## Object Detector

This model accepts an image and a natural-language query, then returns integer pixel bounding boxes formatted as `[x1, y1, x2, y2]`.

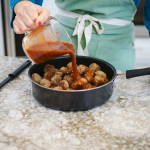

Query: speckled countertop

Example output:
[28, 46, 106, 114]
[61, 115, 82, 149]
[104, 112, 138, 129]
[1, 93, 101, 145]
[0, 56, 150, 150]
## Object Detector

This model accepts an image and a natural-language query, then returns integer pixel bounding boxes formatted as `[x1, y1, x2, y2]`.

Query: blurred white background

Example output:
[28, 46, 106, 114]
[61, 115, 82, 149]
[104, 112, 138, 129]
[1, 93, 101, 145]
[0, 0, 150, 67]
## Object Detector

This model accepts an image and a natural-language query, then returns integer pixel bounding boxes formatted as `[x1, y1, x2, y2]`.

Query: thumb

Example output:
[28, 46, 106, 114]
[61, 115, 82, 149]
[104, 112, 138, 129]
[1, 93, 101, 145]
[35, 5, 50, 25]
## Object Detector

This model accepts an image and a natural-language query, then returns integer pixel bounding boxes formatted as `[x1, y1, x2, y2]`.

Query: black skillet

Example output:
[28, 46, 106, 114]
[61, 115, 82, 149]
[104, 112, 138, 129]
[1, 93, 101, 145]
[28, 56, 116, 111]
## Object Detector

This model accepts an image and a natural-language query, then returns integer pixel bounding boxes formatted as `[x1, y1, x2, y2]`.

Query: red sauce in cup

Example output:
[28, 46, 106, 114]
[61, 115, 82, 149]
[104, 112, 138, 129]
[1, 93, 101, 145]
[26, 41, 78, 80]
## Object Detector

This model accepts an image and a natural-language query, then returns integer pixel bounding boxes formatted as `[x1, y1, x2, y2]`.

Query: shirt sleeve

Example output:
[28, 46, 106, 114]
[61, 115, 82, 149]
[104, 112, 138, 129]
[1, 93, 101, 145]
[144, 0, 150, 35]
[9, 0, 44, 28]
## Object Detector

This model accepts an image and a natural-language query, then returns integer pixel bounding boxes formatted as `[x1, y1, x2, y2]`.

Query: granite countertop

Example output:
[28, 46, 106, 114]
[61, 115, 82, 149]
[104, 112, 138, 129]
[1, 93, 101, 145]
[0, 56, 150, 150]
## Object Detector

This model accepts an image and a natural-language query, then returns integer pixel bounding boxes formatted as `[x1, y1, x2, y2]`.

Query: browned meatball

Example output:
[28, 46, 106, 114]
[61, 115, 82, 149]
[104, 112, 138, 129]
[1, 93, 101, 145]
[67, 62, 72, 68]
[44, 64, 55, 73]
[64, 75, 73, 85]
[55, 70, 64, 77]
[51, 75, 62, 86]
[32, 73, 42, 83]
[89, 63, 100, 72]
[60, 67, 67, 74]
[95, 71, 107, 80]
[44, 72, 54, 81]
[59, 80, 69, 90]
[71, 79, 84, 90]
[54, 86, 63, 90]
[87, 68, 95, 76]
[83, 83, 93, 89]
[80, 78, 88, 84]
[40, 79, 51, 88]
[67, 67, 73, 75]
[77, 65, 88, 75]
[84, 72, 93, 83]
[92, 76, 105, 86]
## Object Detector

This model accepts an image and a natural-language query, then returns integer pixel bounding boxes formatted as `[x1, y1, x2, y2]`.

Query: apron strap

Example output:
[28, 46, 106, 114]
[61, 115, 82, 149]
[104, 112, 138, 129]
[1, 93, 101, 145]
[72, 15, 104, 56]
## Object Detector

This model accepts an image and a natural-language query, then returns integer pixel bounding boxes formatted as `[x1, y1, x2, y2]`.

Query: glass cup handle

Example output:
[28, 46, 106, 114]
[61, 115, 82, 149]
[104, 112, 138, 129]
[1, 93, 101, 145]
[49, 16, 57, 21]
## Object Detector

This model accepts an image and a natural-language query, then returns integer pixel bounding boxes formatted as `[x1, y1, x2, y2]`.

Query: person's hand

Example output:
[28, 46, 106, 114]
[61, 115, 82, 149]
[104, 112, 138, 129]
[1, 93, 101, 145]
[13, 1, 50, 34]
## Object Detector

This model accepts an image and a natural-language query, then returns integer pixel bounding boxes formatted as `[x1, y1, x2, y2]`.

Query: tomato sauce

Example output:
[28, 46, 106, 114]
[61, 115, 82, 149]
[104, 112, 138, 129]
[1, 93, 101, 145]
[26, 41, 78, 80]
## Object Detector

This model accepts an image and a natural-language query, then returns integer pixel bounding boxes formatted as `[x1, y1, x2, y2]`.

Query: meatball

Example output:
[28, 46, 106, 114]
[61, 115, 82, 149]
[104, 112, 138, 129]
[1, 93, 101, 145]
[71, 79, 84, 90]
[51, 75, 62, 86]
[40, 79, 51, 88]
[60, 67, 67, 74]
[32, 73, 42, 83]
[83, 83, 93, 89]
[67, 67, 73, 75]
[44, 72, 54, 81]
[59, 80, 69, 90]
[64, 75, 73, 85]
[84, 72, 93, 83]
[44, 64, 55, 73]
[95, 71, 107, 80]
[67, 62, 72, 68]
[54, 86, 63, 90]
[55, 70, 64, 77]
[88, 68, 95, 76]
[80, 78, 88, 84]
[89, 63, 100, 72]
[77, 65, 88, 75]
[92, 76, 105, 86]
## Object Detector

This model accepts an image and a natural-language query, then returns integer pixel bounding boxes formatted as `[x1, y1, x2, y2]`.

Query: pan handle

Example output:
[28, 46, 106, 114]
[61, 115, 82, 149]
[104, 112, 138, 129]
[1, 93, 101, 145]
[126, 67, 150, 79]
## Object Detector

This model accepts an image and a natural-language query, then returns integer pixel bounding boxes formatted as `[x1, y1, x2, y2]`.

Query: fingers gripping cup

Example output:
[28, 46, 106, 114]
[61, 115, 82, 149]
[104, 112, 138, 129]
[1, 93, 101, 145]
[22, 17, 74, 64]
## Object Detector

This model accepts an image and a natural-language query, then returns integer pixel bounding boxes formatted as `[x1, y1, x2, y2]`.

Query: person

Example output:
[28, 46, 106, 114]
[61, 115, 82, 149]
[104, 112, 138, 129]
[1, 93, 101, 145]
[9, 0, 150, 70]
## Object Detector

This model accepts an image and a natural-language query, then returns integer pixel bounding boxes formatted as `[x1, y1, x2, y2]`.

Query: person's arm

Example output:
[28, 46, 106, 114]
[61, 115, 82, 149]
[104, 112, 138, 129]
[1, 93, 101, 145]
[9, 0, 49, 34]
[144, 0, 150, 35]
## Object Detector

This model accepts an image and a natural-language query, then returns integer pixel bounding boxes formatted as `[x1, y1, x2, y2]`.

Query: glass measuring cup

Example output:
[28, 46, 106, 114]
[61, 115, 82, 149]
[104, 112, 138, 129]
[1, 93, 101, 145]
[22, 16, 74, 64]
